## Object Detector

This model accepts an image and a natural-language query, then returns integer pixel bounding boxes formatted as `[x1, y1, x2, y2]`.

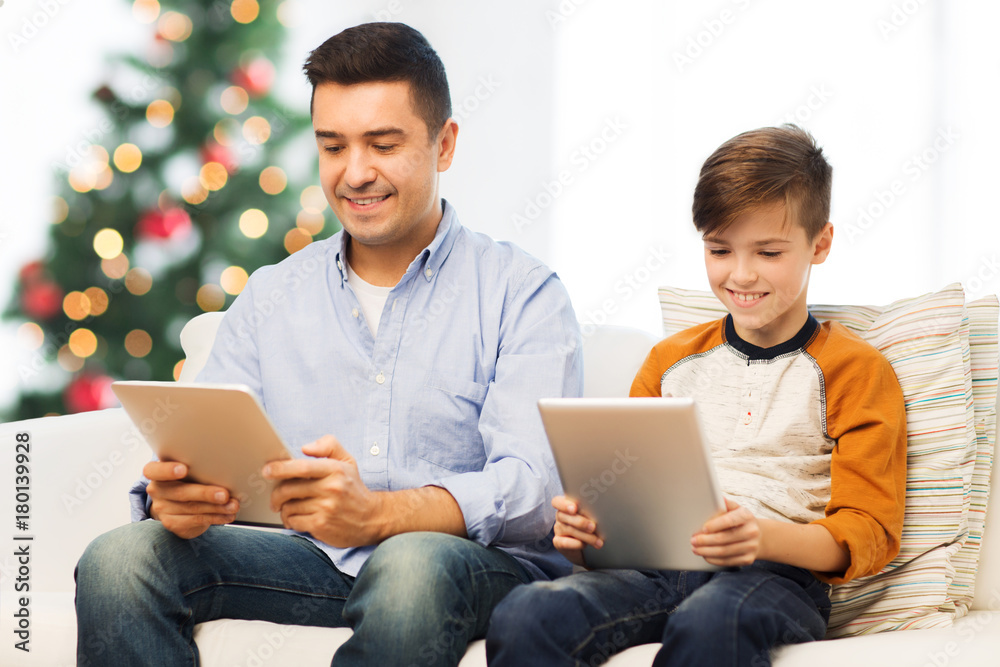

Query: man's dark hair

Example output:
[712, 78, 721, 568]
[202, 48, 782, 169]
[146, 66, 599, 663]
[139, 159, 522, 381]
[692, 124, 833, 240]
[303, 22, 452, 139]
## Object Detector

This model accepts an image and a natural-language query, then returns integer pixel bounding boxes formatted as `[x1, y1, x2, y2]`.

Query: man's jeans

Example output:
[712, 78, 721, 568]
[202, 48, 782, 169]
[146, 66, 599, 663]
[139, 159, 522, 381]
[75, 521, 531, 666]
[486, 560, 831, 667]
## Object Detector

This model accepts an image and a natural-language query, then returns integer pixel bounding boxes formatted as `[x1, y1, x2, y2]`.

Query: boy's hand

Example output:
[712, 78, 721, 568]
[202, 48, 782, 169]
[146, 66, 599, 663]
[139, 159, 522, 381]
[691, 498, 761, 567]
[552, 495, 604, 568]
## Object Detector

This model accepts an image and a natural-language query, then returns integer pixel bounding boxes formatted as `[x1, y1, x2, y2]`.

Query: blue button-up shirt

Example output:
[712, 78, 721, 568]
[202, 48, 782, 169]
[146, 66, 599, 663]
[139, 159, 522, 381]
[130, 201, 582, 580]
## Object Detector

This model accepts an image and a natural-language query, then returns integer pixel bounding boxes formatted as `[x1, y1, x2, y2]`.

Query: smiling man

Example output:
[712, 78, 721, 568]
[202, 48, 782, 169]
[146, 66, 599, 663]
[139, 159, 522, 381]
[75, 23, 582, 667]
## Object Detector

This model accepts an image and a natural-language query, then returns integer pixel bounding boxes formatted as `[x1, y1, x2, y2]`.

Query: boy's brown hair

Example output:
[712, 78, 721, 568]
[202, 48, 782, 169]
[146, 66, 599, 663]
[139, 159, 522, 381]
[303, 22, 452, 140]
[692, 124, 832, 240]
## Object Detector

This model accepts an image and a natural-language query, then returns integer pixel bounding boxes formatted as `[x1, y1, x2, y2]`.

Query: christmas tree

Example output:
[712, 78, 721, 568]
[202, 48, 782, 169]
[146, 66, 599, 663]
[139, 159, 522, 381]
[4, 0, 335, 420]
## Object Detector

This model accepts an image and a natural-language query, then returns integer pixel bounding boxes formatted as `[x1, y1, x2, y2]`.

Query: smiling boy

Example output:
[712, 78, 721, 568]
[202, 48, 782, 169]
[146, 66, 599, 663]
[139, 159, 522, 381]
[486, 125, 908, 667]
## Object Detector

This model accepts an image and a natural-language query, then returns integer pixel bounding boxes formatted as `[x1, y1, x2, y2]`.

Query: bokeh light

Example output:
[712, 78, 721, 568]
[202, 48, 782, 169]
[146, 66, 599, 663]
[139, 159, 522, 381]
[196, 284, 226, 312]
[57, 345, 85, 372]
[284, 228, 312, 254]
[69, 165, 98, 193]
[93, 165, 114, 190]
[125, 329, 153, 358]
[93, 228, 124, 260]
[84, 287, 110, 316]
[259, 166, 287, 195]
[113, 143, 143, 173]
[172, 359, 185, 381]
[221, 86, 250, 115]
[53, 196, 69, 224]
[125, 268, 153, 296]
[296, 210, 325, 235]
[63, 291, 91, 320]
[213, 118, 240, 146]
[220, 266, 249, 295]
[146, 99, 175, 128]
[91, 146, 110, 165]
[242, 116, 271, 144]
[132, 0, 161, 23]
[17, 322, 44, 350]
[101, 253, 130, 280]
[300, 185, 327, 213]
[200, 162, 228, 191]
[69, 328, 98, 358]
[276, 1, 294, 27]
[231, 0, 259, 24]
[180, 177, 208, 206]
[158, 11, 193, 41]
[239, 209, 268, 238]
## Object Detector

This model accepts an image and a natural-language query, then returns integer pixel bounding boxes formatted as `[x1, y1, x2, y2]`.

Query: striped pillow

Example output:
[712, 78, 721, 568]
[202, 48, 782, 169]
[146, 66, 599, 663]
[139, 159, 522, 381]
[952, 297, 999, 614]
[658, 284, 995, 636]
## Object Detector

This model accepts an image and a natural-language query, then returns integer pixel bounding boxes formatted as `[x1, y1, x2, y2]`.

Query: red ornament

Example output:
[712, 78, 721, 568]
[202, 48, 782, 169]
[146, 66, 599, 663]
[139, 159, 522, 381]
[19, 260, 46, 284]
[22, 281, 64, 320]
[64, 374, 117, 413]
[231, 57, 275, 97]
[200, 141, 238, 173]
[136, 207, 192, 241]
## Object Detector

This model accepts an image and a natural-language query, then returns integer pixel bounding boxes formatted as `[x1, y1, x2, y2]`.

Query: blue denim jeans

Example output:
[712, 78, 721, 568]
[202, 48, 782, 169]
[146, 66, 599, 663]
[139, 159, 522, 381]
[486, 560, 831, 667]
[75, 521, 531, 667]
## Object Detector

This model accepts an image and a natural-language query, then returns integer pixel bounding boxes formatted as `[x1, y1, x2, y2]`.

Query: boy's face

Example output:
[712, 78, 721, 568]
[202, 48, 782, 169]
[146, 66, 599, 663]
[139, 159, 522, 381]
[703, 202, 833, 348]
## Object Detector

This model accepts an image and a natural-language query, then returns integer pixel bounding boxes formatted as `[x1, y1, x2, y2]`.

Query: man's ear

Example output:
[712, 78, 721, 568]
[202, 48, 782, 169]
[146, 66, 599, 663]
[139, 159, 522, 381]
[811, 222, 834, 265]
[436, 119, 458, 173]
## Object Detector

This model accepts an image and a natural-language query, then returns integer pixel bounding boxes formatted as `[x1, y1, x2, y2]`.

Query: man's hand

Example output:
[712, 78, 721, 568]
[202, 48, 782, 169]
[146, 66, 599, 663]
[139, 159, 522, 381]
[552, 495, 603, 568]
[691, 498, 761, 567]
[144, 461, 239, 539]
[264, 435, 383, 548]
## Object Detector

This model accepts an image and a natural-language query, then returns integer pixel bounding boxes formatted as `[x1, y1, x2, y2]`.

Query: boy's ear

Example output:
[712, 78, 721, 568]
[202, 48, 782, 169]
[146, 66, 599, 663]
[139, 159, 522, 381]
[811, 222, 834, 265]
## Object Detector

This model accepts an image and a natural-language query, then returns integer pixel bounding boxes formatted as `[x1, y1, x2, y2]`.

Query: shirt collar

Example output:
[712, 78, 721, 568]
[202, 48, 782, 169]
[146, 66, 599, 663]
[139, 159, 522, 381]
[333, 199, 459, 286]
[724, 312, 820, 361]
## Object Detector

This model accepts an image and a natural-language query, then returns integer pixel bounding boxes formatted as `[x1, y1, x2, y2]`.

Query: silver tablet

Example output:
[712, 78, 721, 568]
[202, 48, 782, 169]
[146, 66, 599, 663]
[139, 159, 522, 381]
[112, 381, 292, 528]
[538, 397, 726, 571]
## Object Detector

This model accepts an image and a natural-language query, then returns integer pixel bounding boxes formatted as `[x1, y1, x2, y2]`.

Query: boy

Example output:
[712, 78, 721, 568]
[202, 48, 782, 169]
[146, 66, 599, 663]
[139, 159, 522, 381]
[485, 125, 907, 667]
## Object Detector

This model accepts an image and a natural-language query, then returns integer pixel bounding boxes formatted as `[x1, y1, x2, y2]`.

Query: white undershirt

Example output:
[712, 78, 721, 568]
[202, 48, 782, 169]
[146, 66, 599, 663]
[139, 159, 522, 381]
[345, 261, 392, 336]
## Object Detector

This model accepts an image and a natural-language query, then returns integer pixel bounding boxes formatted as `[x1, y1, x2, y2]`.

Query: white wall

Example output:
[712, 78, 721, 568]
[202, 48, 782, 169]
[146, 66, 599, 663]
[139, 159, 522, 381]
[2, 0, 999, 415]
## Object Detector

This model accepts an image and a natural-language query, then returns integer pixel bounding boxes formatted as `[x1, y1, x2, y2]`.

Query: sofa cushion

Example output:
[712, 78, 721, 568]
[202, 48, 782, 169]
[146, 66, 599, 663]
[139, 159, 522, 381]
[658, 284, 995, 636]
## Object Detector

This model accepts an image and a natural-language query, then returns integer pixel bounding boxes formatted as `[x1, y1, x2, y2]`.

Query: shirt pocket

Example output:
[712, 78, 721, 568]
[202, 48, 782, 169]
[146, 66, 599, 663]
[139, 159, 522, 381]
[416, 372, 489, 473]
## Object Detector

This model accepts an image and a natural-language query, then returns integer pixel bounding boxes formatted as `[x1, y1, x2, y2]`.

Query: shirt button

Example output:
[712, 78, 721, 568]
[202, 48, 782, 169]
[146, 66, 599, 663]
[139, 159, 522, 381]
[425, 268, 433, 278]
[352, 308, 359, 318]
[376, 372, 385, 384]
[743, 411, 752, 425]
[370, 443, 380, 456]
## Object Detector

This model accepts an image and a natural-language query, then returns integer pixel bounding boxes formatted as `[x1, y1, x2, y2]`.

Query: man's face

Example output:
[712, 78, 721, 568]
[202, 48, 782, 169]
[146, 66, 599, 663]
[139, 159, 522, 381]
[702, 202, 833, 348]
[312, 81, 456, 254]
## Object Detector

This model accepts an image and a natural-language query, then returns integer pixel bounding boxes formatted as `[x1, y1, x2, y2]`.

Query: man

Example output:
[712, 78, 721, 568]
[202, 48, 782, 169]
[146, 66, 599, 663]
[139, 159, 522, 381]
[75, 22, 581, 666]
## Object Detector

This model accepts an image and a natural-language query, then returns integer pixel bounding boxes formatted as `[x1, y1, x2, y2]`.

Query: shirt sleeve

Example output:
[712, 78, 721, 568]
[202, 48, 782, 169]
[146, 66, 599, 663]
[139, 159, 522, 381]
[811, 336, 908, 584]
[629, 344, 664, 398]
[125, 275, 267, 522]
[433, 267, 583, 547]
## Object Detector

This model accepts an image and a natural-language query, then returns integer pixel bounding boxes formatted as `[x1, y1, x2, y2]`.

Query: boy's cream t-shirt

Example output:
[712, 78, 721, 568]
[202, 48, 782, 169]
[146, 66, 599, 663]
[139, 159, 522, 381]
[630, 314, 907, 585]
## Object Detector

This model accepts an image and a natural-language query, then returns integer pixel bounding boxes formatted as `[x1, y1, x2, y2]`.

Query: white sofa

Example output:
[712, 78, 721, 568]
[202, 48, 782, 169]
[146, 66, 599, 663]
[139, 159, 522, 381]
[1, 313, 998, 667]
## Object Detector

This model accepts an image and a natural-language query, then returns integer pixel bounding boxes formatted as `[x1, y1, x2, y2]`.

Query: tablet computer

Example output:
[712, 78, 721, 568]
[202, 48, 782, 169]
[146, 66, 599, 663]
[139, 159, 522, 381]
[538, 397, 726, 571]
[112, 380, 292, 528]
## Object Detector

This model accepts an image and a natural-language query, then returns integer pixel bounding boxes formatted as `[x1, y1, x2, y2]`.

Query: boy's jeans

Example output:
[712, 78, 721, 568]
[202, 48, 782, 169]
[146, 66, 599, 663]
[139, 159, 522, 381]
[486, 560, 831, 667]
[75, 520, 530, 667]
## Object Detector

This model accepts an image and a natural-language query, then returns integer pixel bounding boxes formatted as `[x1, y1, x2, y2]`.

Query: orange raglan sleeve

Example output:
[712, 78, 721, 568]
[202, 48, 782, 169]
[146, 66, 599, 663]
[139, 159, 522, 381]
[630, 320, 728, 399]
[629, 343, 665, 398]
[810, 323, 908, 584]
